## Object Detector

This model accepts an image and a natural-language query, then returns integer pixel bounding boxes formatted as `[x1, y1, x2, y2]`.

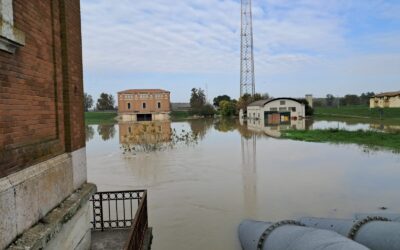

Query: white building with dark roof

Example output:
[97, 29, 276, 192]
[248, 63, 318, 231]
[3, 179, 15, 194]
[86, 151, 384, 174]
[247, 98, 306, 126]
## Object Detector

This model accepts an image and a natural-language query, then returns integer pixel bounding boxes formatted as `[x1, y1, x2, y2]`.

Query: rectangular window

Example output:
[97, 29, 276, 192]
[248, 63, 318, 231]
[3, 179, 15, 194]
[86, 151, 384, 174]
[0, 0, 26, 54]
[270, 108, 278, 111]
[280, 101, 286, 105]
[142, 102, 146, 109]
[291, 107, 296, 112]
[279, 107, 287, 111]
[127, 103, 131, 109]
[158, 102, 161, 109]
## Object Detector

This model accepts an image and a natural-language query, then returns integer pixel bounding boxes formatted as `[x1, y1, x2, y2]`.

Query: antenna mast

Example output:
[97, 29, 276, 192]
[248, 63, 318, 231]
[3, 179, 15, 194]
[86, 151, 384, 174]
[240, 0, 256, 97]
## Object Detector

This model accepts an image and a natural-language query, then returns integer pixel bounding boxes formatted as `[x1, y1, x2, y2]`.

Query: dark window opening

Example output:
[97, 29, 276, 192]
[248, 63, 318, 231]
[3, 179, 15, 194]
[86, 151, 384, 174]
[142, 103, 146, 109]
[158, 102, 161, 109]
[137, 114, 152, 121]
[127, 103, 131, 109]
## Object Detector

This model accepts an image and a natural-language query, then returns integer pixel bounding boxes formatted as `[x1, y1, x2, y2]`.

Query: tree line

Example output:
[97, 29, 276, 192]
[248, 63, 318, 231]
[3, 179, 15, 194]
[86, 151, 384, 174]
[189, 88, 315, 117]
[314, 92, 375, 107]
[85, 88, 315, 116]
[190, 88, 285, 117]
[84, 92, 116, 111]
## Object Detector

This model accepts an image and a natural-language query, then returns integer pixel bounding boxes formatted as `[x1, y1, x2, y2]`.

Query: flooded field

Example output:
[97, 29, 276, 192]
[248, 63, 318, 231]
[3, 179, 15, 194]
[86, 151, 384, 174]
[86, 119, 400, 250]
[312, 118, 400, 132]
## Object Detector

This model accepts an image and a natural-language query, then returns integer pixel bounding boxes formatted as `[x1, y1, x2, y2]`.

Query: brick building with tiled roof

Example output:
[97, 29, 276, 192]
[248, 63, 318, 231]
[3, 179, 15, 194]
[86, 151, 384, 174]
[118, 89, 171, 121]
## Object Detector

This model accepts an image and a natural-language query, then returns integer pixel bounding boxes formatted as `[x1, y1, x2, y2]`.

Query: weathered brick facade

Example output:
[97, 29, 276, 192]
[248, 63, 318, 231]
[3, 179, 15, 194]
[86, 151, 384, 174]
[0, 0, 85, 178]
[118, 89, 171, 114]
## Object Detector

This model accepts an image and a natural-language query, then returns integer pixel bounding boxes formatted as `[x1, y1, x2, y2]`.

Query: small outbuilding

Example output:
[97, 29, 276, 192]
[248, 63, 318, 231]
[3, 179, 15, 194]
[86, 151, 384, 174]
[370, 91, 400, 108]
[247, 98, 306, 125]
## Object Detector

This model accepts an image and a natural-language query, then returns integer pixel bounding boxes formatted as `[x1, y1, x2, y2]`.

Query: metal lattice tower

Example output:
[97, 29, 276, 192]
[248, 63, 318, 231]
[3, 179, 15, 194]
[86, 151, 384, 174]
[240, 0, 255, 97]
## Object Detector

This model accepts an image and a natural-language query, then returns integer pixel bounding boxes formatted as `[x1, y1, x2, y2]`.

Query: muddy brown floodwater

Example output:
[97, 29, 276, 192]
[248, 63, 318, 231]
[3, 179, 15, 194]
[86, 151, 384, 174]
[86, 119, 400, 250]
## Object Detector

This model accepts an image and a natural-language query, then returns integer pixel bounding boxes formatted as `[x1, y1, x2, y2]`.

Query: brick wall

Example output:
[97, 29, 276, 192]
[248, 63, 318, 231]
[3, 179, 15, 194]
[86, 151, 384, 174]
[0, 0, 84, 178]
[118, 91, 171, 114]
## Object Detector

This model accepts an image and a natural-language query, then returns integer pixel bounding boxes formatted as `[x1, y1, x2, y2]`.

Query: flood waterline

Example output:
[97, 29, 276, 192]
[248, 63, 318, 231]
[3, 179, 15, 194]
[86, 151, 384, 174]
[86, 118, 400, 250]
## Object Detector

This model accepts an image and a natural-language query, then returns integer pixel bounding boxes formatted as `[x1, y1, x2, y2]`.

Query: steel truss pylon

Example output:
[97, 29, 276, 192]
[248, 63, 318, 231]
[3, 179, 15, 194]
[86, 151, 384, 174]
[240, 0, 255, 97]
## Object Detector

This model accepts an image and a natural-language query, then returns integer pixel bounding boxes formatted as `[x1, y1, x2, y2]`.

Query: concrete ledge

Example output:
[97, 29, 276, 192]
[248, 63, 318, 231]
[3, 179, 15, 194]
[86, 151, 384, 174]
[7, 183, 97, 250]
[0, 153, 75, 249]
[4, 154, 70, 188]
[71, 148, 87, 190]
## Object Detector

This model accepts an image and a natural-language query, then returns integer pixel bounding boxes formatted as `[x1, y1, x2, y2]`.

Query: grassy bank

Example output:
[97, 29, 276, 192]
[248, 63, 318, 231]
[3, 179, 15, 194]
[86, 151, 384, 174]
[170, 111, 191, 120]
[315, 106, 400, 122]
[85, 112, 117, 124]
[282, 129, 400, 152]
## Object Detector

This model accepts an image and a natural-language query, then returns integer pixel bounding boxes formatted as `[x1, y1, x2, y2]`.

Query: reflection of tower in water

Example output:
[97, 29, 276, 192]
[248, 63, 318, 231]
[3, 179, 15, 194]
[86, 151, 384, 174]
[241, 133, 257, 217]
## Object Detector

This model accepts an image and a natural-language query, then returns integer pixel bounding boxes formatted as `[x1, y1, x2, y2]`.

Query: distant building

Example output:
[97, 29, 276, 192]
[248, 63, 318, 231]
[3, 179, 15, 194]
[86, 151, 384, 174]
[247, 98, 306, 125]
[370, 91, 400, 108]
[118, 89, 171, 121]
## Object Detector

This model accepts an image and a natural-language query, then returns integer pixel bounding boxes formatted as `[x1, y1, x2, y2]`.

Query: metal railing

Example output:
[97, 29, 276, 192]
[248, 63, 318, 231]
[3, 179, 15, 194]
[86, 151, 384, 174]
[125, 191, 148, 250]
[90, 190, 149, 250]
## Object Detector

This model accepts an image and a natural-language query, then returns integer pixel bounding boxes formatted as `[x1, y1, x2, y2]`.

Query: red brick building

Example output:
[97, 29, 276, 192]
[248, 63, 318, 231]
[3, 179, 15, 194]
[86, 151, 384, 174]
[118, 89, 171, 121]
[0, 1, 95, 249]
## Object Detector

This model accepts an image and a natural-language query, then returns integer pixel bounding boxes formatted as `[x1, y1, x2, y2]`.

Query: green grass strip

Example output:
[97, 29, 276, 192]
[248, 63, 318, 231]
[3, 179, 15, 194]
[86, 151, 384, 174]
[170, 111, 191, 120]
[314, 106, 400, 121]
[282, 129, 400, 153]
[85, 112, 118, 124]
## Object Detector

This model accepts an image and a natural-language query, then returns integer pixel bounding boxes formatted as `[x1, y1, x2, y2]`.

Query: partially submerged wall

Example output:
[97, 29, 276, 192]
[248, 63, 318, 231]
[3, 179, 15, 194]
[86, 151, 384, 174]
[0, 0, 91, 248]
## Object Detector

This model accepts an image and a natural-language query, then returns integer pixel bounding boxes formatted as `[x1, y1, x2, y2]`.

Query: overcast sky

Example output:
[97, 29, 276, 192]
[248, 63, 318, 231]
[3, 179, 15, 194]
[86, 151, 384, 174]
[82, 0, 400, 102]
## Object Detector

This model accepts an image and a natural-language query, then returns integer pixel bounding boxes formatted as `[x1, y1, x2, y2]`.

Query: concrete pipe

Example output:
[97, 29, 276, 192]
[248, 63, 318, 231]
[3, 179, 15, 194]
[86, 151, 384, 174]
[238, 219, 368, 250]
[300, 216, 400, 250]
[355, 213, 400, 222]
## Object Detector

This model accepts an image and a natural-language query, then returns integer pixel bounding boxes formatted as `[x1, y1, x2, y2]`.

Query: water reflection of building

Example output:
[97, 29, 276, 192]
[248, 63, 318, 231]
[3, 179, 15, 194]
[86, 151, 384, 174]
[119, 121, 172, 145]
[370, 124, 400, 133]
[247, 119, 306, 138]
